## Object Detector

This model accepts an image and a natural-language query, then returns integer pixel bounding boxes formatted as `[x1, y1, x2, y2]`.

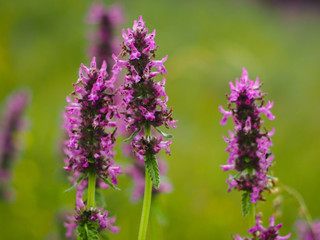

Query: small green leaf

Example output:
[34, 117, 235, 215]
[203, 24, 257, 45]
[145, 154, 160, 189]
[65, 174, 87, 192]
[124, 127, 141, 142]
[98, 175, 120, 191]
[155, 127, 173, 139]
[267, 174, 275, 179]
[241, 192, 252, 217]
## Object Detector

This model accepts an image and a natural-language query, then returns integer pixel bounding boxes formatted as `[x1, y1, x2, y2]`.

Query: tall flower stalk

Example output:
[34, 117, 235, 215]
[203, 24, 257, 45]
[219, 68, 290, 239]
[0, 90, 30, 202]
[112, 16, 177, 240]
[63, 58, 121, 239]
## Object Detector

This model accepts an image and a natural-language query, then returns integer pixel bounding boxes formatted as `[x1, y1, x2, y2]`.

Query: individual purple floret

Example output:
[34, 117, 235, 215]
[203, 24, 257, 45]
[296, 219, 320, 240]
[234, 215, 291, 240]
[63, 57, 121, 184]
[112, 16, 177, 169]
[87, 2, 124, 72]
[219, 68, 276, 203]
[0, 90, 30, 201]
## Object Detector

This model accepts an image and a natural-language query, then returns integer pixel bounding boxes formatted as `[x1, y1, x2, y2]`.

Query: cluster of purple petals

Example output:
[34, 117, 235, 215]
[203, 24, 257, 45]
[64, 180, 119, 237]
[125, 142, 172, 202]
[296, 220, 320, 240]
[87, 2, 124, 72]
[0, 90, 30, 201]
[112, 16, 177, 159]
[63, 57, 121, 184]
[219, 68, 276, 203]
[234, 215, 291, 240]
[63, 58, 121, 237]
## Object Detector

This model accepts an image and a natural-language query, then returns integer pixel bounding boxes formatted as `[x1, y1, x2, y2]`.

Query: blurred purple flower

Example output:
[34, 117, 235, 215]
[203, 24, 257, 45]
[219, 68, 276, 203]
[0, 90, 30, 202]
[86, 2, 124, 73]
[296, 219, 320, 240]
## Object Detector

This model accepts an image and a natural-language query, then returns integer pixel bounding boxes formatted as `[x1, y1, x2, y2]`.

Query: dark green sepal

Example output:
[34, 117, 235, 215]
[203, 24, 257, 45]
[145, 154, 160, 189]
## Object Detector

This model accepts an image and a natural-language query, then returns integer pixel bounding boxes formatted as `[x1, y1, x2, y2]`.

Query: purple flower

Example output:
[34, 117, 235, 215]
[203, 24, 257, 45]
[295, 219, 320, 240]
[219, 68, 276, 203]
[112, 16, 177, 164]
[63, 57, 121, 238]
[235, 215, 291, 240]
[86, 2, 124, 72]
[63, 57, 121, 183]
[0, 90, 30, 201]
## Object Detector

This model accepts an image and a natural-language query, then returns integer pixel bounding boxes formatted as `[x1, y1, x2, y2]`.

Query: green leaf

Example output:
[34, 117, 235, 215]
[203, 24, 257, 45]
[155, 127, 173, 139]
[124, 127, 141, 142]
[97, 175, 120, 191]
[241, 192, 252, 217]
[65, 174, 87, 192]
[145, 154, 160, 189]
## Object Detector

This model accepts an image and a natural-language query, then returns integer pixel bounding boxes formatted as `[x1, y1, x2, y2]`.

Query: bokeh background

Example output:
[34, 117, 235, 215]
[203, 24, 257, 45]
[1, 0, 320, 239]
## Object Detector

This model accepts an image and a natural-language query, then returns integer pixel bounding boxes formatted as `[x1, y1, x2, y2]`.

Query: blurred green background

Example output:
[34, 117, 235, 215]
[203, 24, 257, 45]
[1, 0, 320, 239]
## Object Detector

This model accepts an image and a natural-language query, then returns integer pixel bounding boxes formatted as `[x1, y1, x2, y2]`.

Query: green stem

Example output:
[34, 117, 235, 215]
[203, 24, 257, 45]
[87, 169, 96, 210]
[248, 203, 256, 227]
[138, 166, 152, 240]
[138, 123, 152, 240]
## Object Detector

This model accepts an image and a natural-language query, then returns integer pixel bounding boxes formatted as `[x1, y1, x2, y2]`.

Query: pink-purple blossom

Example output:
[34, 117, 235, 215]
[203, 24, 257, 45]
[235, 215, 291, 240]
[63, 57, 121, 182]
[219, 68, 276, 203]
[63, 57, 121, 237]
[112, 16, 176, 164]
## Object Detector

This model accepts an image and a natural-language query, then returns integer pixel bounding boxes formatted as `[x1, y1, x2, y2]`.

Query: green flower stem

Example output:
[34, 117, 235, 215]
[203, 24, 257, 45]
[138, 123, 153, 240]
[138, 166, 152, 240]
[87, 169, 96, 210]
[248, 203, 256, 228]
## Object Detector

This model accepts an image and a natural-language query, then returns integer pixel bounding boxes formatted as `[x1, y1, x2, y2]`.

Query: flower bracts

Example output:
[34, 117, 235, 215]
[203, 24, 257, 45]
[113, 16, 177, 188]
[219, 68, 276, 205]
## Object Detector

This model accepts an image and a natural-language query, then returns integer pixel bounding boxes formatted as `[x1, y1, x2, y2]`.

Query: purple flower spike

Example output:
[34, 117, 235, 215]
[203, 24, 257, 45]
[219, 68, 277, 203]
[63, 57, 121, 183]
[113, 16, 176, 165]
[87, 2, 124, 72]
[295, 219, 320, 240]
[0, 90, 30, 202]
[235, 215, 291, 240]
[63, 58, 121, 238]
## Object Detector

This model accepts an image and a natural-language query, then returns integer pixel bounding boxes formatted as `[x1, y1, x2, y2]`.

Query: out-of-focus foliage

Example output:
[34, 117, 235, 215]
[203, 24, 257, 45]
[0, 0, 319, 239]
